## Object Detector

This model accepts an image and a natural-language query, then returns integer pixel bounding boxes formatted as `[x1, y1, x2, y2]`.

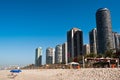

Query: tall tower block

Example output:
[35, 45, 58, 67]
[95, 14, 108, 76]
[67, 28, 83, 62]
[96, 8, 113, 54]
[35, 47, 42, 66]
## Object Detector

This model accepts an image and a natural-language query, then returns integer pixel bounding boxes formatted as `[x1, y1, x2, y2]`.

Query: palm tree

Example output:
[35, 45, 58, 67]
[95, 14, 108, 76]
[104, 49, 116, 58]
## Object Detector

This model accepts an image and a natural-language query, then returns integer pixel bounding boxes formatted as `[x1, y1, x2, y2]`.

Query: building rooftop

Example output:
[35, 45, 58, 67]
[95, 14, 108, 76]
[97, 8, 109, 12]
[71, 27, 82, 31]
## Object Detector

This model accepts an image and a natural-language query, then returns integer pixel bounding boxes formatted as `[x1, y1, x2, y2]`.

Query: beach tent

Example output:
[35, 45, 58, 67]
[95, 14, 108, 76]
[10, 69, 22, 73]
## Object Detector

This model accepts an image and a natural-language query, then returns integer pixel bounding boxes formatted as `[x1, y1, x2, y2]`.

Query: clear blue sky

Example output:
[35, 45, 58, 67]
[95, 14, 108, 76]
[0, 0, 120, 66]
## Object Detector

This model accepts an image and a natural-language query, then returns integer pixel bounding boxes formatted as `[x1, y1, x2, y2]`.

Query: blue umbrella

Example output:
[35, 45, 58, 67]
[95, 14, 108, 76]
[10, 69, 22, 73]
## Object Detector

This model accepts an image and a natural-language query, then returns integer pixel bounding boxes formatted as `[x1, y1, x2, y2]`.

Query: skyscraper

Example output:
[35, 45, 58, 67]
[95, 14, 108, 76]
[35, 47, 42, 66]
[112, 32, 120, 50]
[62, 42, 68, 64]
[118, 34, 120, 49]
[46, 47, 55, 64]
[89, 28, 97, 54]
[83, 44, 90, 55]
[67, 28, 83, 62]
[96, 8, 113, 54]
[55, 45, 62, 64]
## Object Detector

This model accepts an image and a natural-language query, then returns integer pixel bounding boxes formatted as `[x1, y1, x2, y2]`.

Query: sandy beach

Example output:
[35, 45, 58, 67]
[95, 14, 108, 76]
[0, 68, 120, 80]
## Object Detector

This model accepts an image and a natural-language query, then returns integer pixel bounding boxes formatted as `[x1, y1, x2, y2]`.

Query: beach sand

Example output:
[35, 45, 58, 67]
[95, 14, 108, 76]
[0, 68, 120, 80]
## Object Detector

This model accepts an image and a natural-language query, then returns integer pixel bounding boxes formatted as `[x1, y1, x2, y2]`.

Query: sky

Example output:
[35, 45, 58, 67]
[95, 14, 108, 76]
[0, 0, 120, 66]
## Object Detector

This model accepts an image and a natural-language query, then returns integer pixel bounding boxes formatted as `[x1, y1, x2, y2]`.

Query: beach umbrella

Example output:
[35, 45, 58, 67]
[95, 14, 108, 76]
[10, 69, 22, 73]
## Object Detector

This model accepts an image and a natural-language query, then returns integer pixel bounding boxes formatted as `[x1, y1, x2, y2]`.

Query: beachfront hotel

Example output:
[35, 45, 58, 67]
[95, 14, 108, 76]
[112, 32, 120, 50]
[83, 44, 90, 55]
[96, 8, 113, 54]
[55, 45, 62, 64]
[35, 47, 42, 66]
[62, 42, 68, 64]
[67, 28, 83, 62]
[89, 28, 97, 54]
[46, 47, 55, 64]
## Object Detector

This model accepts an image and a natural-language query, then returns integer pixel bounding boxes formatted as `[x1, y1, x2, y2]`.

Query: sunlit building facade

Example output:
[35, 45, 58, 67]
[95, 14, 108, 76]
[55, 45, 62, 64]
[83, 44, 90, 55]
[112, 32, 120, 50]
[89, 28, 97, 54]
[46, 47, 55, 64]
[35, 47, 42, 66]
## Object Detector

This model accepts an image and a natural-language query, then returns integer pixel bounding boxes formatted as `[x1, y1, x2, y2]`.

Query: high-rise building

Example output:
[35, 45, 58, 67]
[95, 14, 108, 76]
[62, 42, 68, 64]
[118, 34, 120, 49]
[89, 28, 97, 54]
[83, 44, 90, 55]
[35, 47, 42, 66]
[112, 32, 120, 50]
[55, 45, 62, 64]
[67, 28, 83, 62]
[96, 8, 113, 54]
[46, 47, 55, 64]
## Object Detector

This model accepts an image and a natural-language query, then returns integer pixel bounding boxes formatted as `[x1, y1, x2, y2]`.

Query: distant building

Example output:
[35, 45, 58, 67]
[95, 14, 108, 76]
[35, 47, 42, 66]
[55, 45, 62, 64]
[67, 28, 83, 62]
[118, 34, 120, 49]
[112, 32, 120, 50]
[96, 8, 113, 54]
[62, 42, 68, 64]
[83, 44, 90, 55]
[89, 28, 97, 54]
[46, 47, 55, 64]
